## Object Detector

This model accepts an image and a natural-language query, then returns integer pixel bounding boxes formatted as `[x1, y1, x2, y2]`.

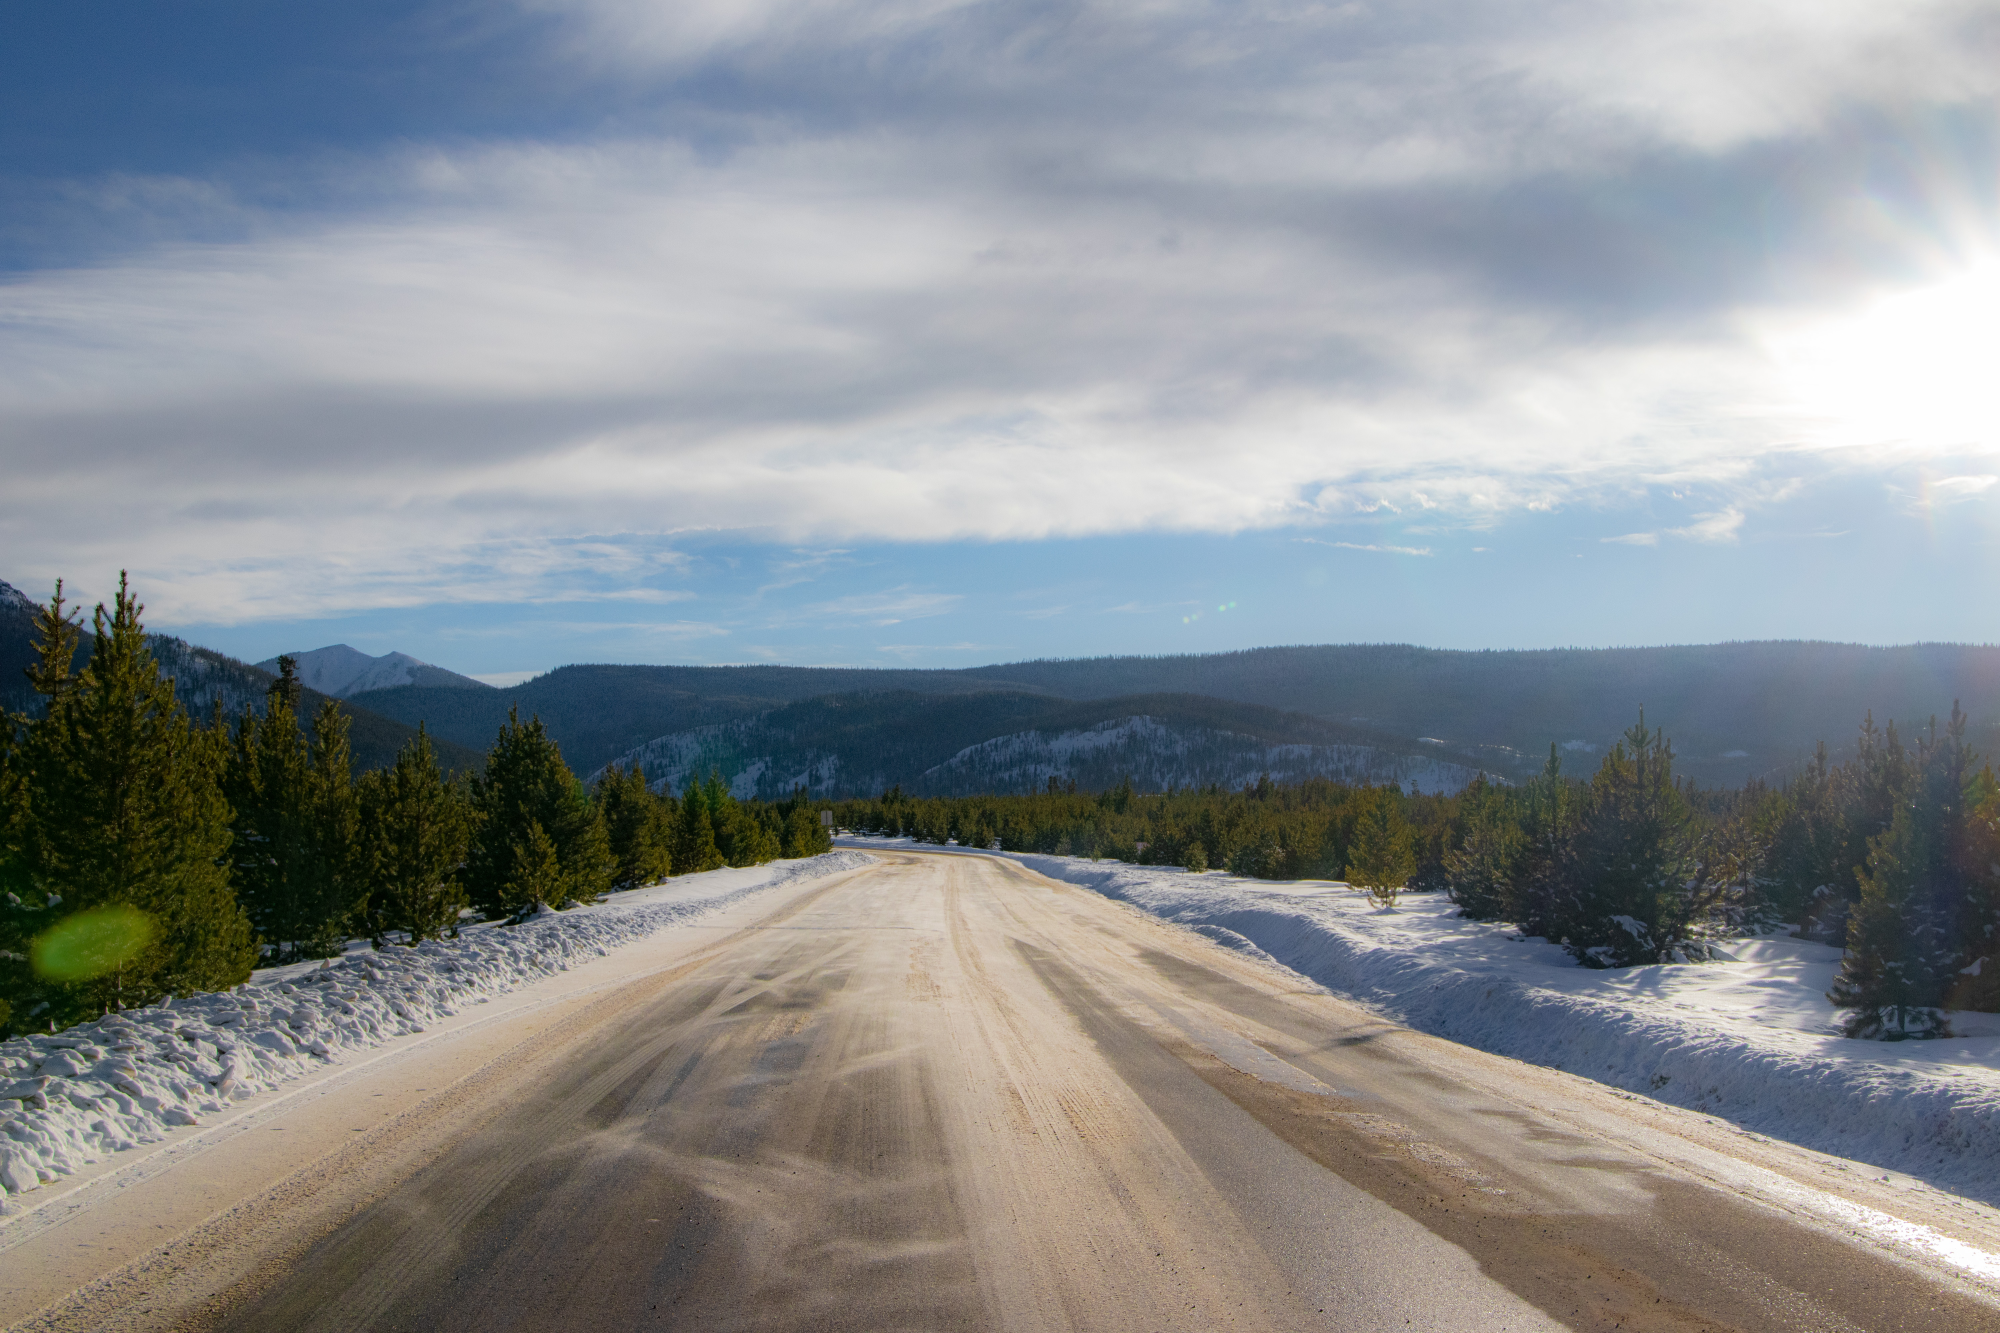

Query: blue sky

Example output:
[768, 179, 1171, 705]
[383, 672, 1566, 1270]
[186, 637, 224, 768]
[3, 0, 1998, 679]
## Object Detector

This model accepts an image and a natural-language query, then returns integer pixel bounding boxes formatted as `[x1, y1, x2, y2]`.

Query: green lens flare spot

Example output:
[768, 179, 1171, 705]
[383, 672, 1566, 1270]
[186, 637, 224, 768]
[31, 906, 157, 982]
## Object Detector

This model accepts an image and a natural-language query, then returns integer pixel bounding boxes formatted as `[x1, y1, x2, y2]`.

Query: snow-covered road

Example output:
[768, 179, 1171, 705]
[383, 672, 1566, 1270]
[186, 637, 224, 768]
[0, 852, 875, 1206]
[10, 848, 2000, 1331]
[849, 839, 2000, 1207]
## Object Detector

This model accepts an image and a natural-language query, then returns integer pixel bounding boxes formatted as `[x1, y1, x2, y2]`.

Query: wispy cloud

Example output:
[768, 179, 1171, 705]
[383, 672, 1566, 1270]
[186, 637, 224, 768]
[795, 586, 961, 626]
[1299, 538, 1434, 556]
[1602, 532, 1661, 546]
[1669, 508, 1746, 543]
[1929, 475, 1999, 500]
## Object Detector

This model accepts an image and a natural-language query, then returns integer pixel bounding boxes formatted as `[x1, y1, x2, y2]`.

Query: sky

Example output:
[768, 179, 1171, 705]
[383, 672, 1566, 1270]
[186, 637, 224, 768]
[2, 0, 1998, 681]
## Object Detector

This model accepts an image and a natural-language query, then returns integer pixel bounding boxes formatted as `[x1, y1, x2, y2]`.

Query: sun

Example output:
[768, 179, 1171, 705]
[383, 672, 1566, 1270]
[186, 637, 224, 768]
[1771, 263, 2000, 451]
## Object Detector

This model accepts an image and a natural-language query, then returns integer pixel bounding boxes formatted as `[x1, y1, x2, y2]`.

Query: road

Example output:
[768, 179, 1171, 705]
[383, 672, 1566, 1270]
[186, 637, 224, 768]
[13, 850, 2000, 1330]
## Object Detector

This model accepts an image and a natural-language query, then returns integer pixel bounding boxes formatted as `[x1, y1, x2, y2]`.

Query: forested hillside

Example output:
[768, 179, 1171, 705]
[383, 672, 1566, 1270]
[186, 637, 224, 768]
[351, 668, 790, 775]
[957, 643, 2000, 784]
[597, 691, 1481, 800]
[355, 641, 2000, 786]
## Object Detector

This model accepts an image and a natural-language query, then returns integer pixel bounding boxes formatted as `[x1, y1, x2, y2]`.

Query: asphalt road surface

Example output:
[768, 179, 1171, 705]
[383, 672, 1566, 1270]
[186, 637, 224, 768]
[18, 851, 2000, 1330]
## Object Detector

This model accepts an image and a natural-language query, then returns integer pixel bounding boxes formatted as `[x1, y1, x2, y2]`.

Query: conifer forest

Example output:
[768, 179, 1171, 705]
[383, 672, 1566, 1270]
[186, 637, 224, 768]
[0, 579, 827, 1038]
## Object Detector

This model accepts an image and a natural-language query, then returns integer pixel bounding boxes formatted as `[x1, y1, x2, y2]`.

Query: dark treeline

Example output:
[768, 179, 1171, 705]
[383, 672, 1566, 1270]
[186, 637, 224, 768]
[841, 706, 2000, 1041]
[834, 774, 1449, 895]
[0, 578, 830, 1037]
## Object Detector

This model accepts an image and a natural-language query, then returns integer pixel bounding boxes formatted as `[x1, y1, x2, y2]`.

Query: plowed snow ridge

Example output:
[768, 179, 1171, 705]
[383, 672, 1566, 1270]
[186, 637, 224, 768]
[0, 851, 875, 1201]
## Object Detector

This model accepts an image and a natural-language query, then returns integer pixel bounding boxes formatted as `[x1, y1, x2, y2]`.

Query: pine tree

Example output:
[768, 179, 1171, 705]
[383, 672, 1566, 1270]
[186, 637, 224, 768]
[670, 773, 724, 876]
[710, 772, 781, 866]
[504, 821, 565, 913]
[598, 763, 672, 888]
[6, 576, 253, 1031]
[1763, 742, 1853, 940]
[1557, 711, 1712, 967]
[466, 708, 611, 916]
[1346, 788, 1415, 907]
[225, 663, 363, 961]
[1830, 706, 1982, 1038]
[1950, 768, 2000, 1012]
[1442, 774, 1521, 920]
[1508, 743, 1578, 941]
[358, 727, 471, 944]
[782, 801, 830, 858]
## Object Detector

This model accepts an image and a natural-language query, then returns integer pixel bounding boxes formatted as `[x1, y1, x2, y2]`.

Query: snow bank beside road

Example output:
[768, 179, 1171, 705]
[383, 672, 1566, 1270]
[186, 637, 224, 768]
[0, 851, 873, 1201]
[853, 839, 2000, 1204]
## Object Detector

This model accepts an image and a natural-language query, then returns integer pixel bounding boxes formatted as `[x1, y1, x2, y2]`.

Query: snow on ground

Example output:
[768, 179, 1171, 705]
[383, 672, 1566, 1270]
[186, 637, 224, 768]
[846, 837, 2000, 1205]
[0, 851, 875, 1201]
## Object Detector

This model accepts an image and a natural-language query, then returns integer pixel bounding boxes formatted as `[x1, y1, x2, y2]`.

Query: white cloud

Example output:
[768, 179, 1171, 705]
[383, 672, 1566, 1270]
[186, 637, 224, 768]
[470, 669, 547, 687]
[1602, 532, 1660, 546]
[1670, 508, 1746, 543]
[795, 586, 962, 626]
[1299, 538, 1435, 556]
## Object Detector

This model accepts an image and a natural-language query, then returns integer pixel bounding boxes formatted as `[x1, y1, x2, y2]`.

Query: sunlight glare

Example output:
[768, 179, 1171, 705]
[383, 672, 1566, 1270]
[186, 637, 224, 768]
[1773, 263, 2000, 451]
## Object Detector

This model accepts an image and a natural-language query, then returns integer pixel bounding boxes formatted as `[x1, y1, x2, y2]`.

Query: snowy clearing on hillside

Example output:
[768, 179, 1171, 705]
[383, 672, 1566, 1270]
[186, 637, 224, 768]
[846, 838, 2000, 1205]
[0, 851, 874, 1203]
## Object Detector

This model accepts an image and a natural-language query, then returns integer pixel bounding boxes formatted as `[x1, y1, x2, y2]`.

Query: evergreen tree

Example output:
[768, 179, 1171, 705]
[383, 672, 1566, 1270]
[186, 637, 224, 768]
[504, 820, 565, 915]
[1950, 770, 2000, 1012]
[4, 576, 253, 1032]
[598, 763, 672, 888]
[1830, 706, 1984, 1038]
[0, 584, 83, 1031]
[1509, 743, 1578, 941]
[709, 772, 781, 865]
[465, 708, 612, 916]
[1345, 788, 1415, 907]
[1762, 743, 1854, 939]
[1441, 774, 1521, 920]
[775, 786, 832, 858]
[225, 662, 363, 961]
[670, 773, 724, 875]
[358, 727, 472, 945]
[1556, 712, 1714, 967]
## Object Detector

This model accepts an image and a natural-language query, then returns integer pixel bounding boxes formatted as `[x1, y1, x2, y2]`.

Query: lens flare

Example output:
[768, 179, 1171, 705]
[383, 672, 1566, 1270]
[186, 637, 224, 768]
[31, 906, 157, 982]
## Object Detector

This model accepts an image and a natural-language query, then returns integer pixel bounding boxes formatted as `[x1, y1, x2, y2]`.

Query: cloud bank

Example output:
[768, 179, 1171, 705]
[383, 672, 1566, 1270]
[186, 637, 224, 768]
[1, 0, 1997, 620]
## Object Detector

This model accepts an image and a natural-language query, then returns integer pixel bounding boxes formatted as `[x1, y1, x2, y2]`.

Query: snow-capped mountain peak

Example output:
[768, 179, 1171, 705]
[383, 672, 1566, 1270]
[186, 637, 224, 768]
[0, 579, 39, 614]
[254, 644, 489, 697]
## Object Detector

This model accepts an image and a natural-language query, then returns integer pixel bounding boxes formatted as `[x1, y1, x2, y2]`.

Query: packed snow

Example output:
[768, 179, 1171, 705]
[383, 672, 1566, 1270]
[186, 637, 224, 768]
[845, 838, 2000, 1205]
[0, 851, 874, 1202]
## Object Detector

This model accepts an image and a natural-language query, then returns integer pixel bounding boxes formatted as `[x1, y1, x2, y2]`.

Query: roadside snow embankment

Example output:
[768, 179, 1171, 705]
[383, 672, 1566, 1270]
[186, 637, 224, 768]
[0, 851, 873, 1201]
[860, 839, 2000, 1204]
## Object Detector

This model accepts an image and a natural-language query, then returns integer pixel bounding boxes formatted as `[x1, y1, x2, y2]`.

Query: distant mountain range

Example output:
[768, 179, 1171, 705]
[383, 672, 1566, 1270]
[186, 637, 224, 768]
[0, 581, 482, 774]
[15, 575, 2000, 796]
[349, 641, 2000, 792]
[254, 644, 491, 697]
